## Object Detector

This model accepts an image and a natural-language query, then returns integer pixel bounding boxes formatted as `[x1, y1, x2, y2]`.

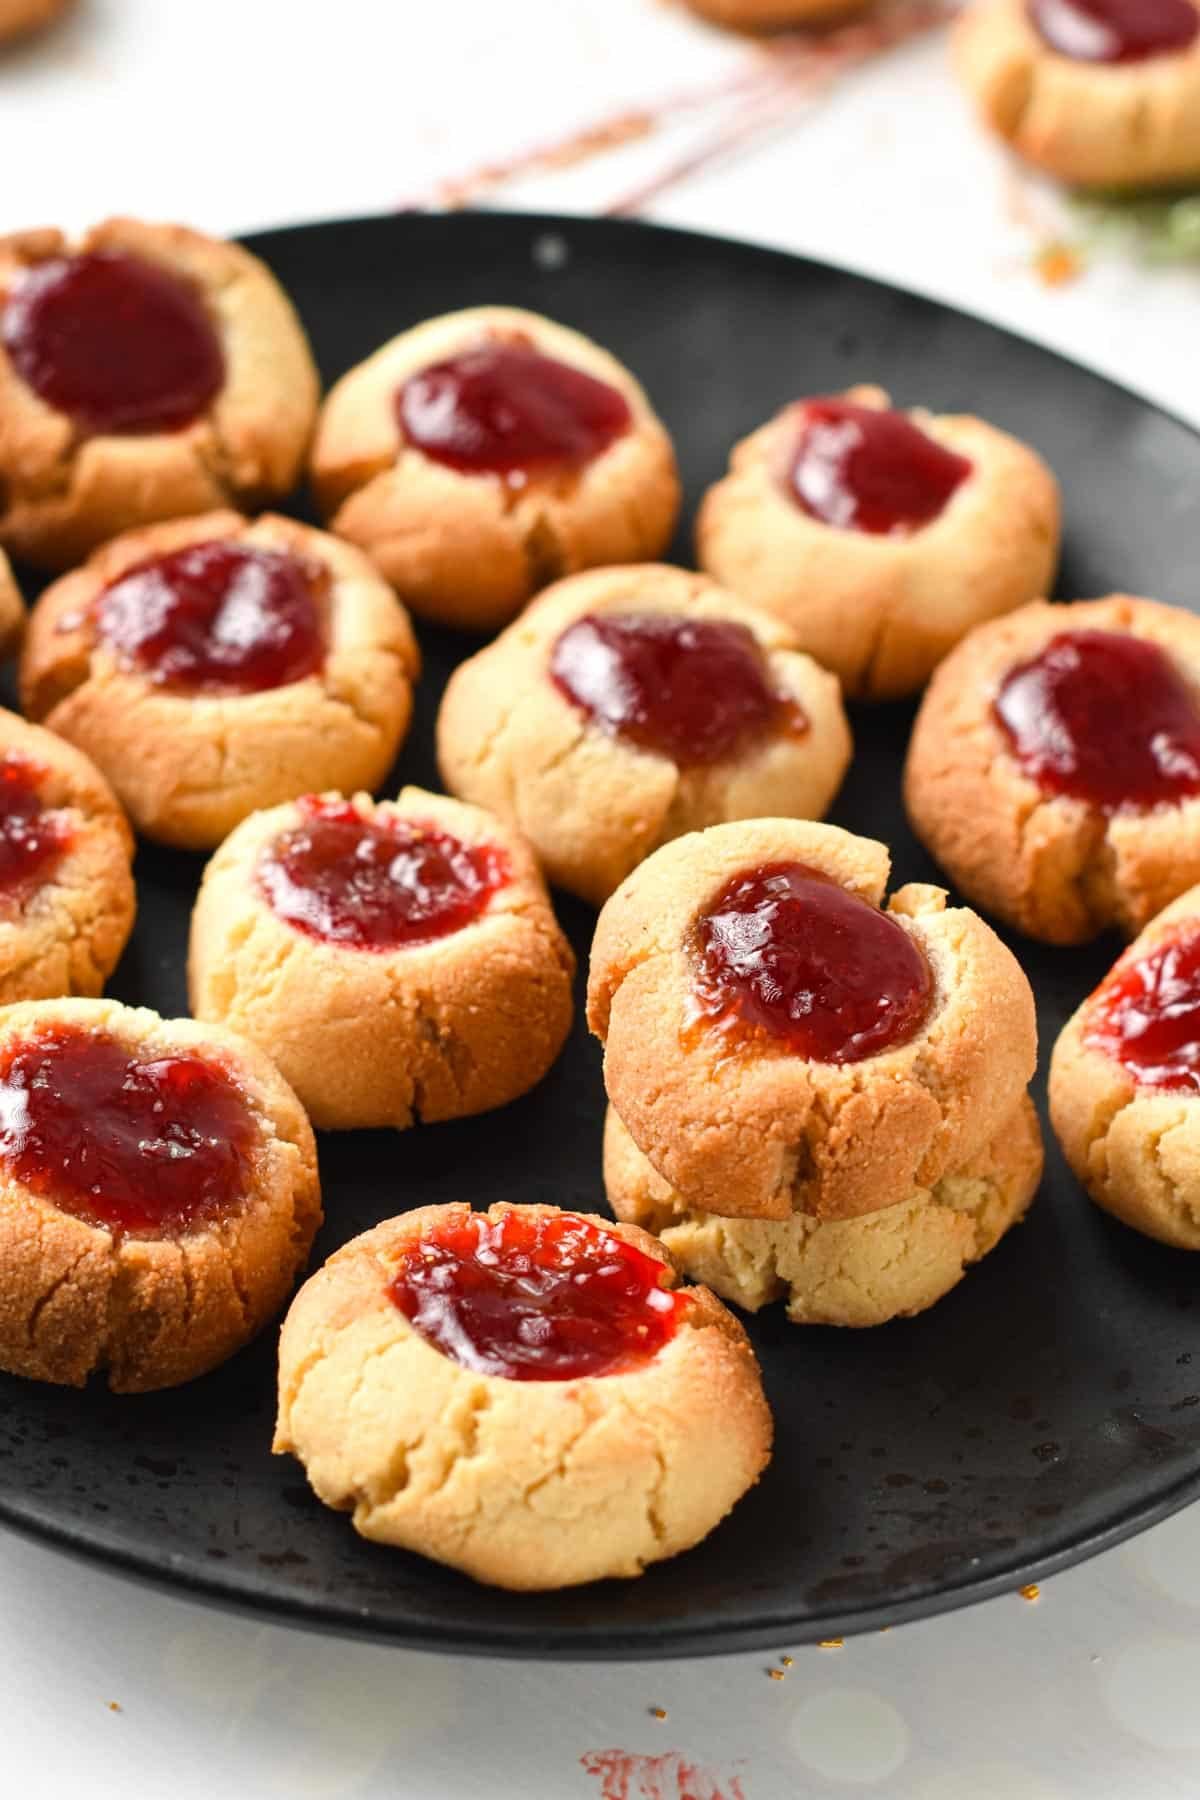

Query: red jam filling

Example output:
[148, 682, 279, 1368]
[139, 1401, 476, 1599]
[0, 755, 72, 900]
[550, 611, 808, 766]
[2, 251, 224, 435]
[993, 629, 1200, 812]
[1086, 924, 1200, 1093]
[0, 1027, 254, 1237]
[94, 541, 327, 695]
[785, 398, 972, 536]
[257, 797, 510, 951]
[396, 342, 632, 477]
[388, 1210, 688, 1381]
[1029, 0, 1198, 63]
[691, 861, 933, 1061]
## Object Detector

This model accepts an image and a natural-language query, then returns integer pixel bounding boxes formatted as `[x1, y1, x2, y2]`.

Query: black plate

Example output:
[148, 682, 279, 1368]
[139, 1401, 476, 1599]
[1, 212, 1198, 1661]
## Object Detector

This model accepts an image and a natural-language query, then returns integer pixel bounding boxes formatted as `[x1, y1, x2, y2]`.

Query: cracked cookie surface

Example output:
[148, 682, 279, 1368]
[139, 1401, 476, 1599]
[437, 564, 852, 905]
[605, 1093, 1043, 1325]
[0, 707, 135, 1003]
[0, 218, 319, 569]
[0, 997, 321, 1391]
[1051, 883, 1200, 1248]
[955, 0, 1200, 189]
[587, 818, 1037, 1222]
[310, 306, 681, 633]
[274, 1202, 771, 1590]
[189, 785, 575, 1129]
[905, 595, 1200, 945]
[696, 384, 1060, 701]
[20, 509, 419, 849]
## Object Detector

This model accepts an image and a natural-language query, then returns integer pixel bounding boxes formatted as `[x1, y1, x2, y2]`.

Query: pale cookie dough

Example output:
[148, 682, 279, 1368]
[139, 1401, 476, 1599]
[683, 0, 868, 28]
[0, 708, 135, 1004]
[955, 0, 1200, 189]
[696, 384, 1060, 700]
[310, 306, 681, 632]
[0, 997, 321, 1391]
[605, 1093, 1043, 1325]
[274, 1203, 771, 1590]
[20, 509, 419, 850]
[905, 595, 1200, 946]
[0, 0, 70, 43]
[189, 786, 575, 1130]
[587, 819, 1037, 1223]
[437, 564, 852, 906]
[1050, 883, 1200, 1248]
[0, 549, 25, 658]
[0, 218, 320, 569]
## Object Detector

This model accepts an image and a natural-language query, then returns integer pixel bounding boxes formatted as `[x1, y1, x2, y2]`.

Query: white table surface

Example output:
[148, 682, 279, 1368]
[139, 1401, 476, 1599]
[1, 3, 1198, 1797]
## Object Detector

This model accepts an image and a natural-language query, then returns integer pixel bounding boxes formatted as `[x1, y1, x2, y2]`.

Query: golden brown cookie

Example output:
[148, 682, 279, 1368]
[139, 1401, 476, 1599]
[955, 0, 1200, 189]
[0, 997, 321, 1391]
[310, 306, 681, 632]
[1050, 882, 1200, 1248]
[437, 564, 852, 906]
[587, 819, 1037, 1223]
[0, 708, 135, 1004]
[905, 595, 1200, 946]
[605, 1094, 1042, 1325]
[274, 1202, 771, 1590]
[189, 786, 575, 1130]
[682, 0, 868, 28]
[0, 549, 25, 659]
[20, 510, 419, 850]
[0, 0, 70, 43]
[696, 384, 1060, 700]
[0, 218, 319, 569]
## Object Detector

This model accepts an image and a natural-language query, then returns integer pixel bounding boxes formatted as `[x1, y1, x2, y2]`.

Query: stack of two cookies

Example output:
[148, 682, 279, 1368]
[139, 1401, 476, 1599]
[588, 818, 1043, 1328]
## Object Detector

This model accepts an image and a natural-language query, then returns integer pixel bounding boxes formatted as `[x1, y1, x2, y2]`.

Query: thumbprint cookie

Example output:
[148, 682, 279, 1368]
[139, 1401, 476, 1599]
[0, 998, 321, 1390]
[696, 384, 1060, 699]
[1051, 884, 1200, 1247]
[20, 510, 419, 850]
[189, 787, 574, 1129]
[605, 1095, 1043, 1326]
[274, 1203, 771, 1589]
[437, 564, 852, 906]
[905, 596, 1200, 944]
[588, 819, 1037, 1222]
[310, 306, 681, 632]
[0, 218, 319, 569]
[955, 0, 1200, 189]
[0, 0, 71, 43]
[0, 709, 134, 1003]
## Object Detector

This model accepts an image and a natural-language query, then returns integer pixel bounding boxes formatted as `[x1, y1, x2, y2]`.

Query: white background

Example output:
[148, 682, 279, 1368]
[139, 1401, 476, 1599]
[1, 3, 1198, 1796]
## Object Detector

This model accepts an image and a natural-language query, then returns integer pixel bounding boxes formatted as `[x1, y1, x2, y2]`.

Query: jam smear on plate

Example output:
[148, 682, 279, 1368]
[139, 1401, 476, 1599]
[993, 629, 1200, 812]
[3, 251, 224, 435]
[691, 861, 933, 1061]
[258, 796, 510, 950]
[550, 611, 808, 765]
[388, 1209, 688, 1381]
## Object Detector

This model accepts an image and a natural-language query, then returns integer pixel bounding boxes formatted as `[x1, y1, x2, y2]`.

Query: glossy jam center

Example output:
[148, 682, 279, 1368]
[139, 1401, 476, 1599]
[388, 1210, 688, 1381]
[691, 861, 933, 1061]
[550, 611, 808, 766]
[1086, 925, 1200, 1092]
[993, 629, 1200, 811]
[2, 251, 225, 435]
[397, 342, 632, 476]
[0, 1027, 254, 1237]
[786, 398, 972, 536]
[94, 541, 326, 695]
[0, 755, 72, 899]
[1029, 0, 1198, 63]
[257, 797, 510, 950]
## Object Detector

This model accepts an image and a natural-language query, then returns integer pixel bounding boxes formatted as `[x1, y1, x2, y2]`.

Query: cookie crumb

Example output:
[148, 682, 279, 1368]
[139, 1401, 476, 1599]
[768, 1667, 785, 1682]
[107, 1701, 122, 1714]
[1020, 1584, 1041, 1603]
[781, 1655, 794, 1668]
[818, 1638, 845, 1651]
[650, 1706, 668, 1721]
